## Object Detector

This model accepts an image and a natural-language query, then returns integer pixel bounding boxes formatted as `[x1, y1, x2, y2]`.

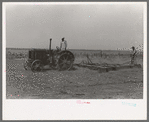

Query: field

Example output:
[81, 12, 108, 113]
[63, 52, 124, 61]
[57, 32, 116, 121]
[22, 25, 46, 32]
[6, 48, 143, 99]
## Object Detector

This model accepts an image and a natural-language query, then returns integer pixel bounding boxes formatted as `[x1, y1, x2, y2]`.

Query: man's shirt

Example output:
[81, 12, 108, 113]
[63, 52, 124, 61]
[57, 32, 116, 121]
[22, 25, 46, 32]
[60, 40, 67, 50]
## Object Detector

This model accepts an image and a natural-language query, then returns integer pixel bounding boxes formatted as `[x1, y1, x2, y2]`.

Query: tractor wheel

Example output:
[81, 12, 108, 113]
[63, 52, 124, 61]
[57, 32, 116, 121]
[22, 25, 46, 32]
[24, 60, 32, 70]
[57, 53, 74, 71]
[24, 60, 28, 70]
[31, 60, 43, 72]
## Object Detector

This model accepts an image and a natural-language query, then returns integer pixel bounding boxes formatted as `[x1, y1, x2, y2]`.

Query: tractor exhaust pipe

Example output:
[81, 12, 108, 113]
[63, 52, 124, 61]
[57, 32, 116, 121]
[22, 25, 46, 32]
[49, 38, 52, 55]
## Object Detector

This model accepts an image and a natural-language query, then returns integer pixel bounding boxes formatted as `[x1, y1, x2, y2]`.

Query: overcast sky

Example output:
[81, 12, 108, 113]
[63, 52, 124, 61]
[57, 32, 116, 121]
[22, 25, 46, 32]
[5, 2, 145, 50]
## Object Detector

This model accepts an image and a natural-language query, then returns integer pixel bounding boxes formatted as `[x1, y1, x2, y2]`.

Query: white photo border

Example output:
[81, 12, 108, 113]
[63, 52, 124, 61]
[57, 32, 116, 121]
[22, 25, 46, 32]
[2, 2, 147, 120]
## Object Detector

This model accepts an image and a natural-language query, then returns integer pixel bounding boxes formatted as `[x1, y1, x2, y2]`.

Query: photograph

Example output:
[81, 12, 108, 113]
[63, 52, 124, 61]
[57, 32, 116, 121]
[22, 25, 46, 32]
[2, 2, 147, 120]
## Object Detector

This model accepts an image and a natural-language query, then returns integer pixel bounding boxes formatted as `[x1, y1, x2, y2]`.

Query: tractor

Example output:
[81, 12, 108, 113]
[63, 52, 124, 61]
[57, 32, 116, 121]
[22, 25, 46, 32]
[24, 38, 75, 72]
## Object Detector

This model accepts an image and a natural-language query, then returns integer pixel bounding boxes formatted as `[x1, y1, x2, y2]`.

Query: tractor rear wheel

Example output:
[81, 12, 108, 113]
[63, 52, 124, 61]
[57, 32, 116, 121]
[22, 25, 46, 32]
[31, 60, 43, 72]
[57, 53, 74, 71]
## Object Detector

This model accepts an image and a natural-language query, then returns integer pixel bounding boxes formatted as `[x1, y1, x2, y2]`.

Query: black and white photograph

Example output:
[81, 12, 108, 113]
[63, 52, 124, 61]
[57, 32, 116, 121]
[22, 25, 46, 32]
[2, 2, 147, 120]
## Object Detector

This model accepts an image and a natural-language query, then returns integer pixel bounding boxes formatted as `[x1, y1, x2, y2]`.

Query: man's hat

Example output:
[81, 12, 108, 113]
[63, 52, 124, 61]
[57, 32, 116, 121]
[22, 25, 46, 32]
[131, 46, 135, 50]
[62, 37, 65, 40]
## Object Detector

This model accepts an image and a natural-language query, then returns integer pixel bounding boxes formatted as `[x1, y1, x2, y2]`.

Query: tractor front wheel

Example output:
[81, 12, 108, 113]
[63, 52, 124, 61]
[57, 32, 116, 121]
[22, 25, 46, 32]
[31, 60, 43, 72]
[24, 60, 28, 70]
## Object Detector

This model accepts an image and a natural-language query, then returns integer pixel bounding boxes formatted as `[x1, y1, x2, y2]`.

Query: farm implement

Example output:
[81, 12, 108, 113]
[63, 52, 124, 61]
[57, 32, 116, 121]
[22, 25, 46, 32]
[74, 54, 141, 73]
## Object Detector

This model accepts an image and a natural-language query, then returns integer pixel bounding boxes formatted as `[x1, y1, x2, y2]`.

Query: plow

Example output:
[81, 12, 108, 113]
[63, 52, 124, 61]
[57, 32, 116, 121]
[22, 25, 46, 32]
[74, 54, 141, 73]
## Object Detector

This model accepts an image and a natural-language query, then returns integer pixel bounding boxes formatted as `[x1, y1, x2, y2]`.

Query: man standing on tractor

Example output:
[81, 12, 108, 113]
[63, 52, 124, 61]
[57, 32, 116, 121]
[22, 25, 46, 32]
[60, 37, 67, 50]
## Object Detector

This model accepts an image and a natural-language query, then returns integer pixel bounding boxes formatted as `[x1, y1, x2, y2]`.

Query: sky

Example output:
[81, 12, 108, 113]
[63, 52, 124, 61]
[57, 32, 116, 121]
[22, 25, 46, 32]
[5, 2, 145, 50]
